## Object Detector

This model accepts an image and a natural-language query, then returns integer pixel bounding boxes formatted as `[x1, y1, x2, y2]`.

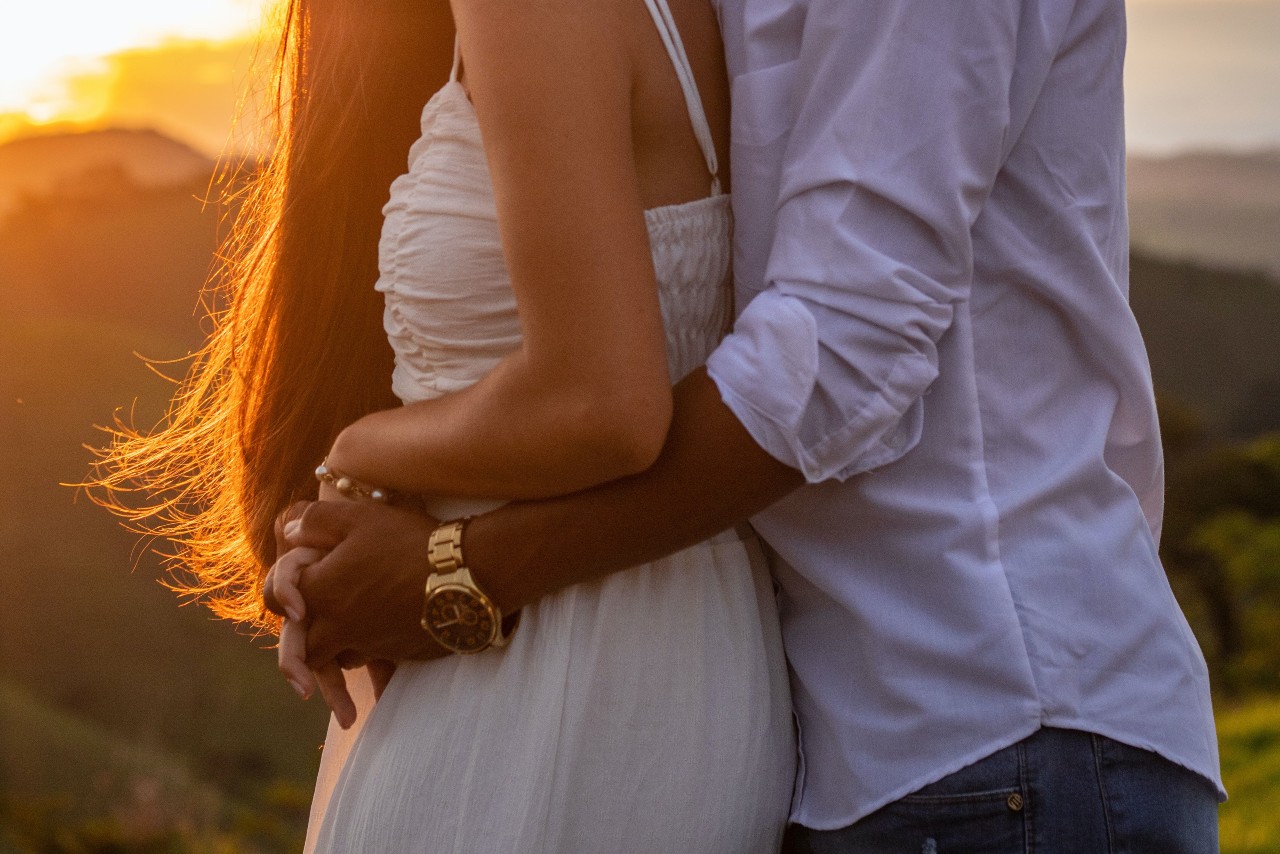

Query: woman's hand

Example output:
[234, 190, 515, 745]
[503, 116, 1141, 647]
[266, 502, 314, 622]
[267, 496, 447, 728]
[273, 545, 326, 697]
[270, 494, 365, 728]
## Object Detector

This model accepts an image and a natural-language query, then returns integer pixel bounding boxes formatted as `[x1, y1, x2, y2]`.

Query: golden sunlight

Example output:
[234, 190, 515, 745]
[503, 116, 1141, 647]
[0, 0, 265, 142]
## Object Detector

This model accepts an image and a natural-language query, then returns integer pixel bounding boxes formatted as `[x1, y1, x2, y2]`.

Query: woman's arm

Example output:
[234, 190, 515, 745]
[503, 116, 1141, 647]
[326, 0, 672, 500]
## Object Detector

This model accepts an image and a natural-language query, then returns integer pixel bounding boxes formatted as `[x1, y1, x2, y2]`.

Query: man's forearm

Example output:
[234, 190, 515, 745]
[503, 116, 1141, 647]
[466, 367, 805, 613]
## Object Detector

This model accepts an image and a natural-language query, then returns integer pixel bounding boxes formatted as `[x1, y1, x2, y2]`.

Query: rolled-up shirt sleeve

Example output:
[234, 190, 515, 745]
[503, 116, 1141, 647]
[707, 0, 1025, 482]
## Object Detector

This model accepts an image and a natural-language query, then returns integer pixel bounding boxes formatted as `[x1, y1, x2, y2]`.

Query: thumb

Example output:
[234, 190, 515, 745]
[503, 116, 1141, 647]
[287, 499, 360, 550]
[274, 500, 313, 562]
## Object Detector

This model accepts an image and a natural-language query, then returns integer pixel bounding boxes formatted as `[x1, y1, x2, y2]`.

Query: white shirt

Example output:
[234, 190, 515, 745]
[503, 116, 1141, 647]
[705, 0, 1225, 829]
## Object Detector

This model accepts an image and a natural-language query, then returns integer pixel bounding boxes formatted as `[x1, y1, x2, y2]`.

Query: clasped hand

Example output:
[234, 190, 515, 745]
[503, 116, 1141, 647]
[264, 496, 448, 728]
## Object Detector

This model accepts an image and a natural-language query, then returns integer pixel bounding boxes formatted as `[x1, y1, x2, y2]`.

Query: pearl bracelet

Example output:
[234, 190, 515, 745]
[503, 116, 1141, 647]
[314, 460, 396, 504]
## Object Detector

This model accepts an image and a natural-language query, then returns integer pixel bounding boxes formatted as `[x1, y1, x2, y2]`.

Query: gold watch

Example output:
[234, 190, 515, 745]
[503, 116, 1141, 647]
[420, 518, 518, 654]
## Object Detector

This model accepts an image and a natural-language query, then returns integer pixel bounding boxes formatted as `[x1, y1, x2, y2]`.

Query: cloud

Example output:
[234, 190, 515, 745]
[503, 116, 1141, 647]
[2, 36, 273, 158]
[1126, 1, 1280, 152]
[91, 36, 273, 156]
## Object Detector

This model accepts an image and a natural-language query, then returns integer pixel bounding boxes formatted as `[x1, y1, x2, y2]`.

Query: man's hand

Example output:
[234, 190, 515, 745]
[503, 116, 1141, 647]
[285, 499, 446, 661]
[267, 499, 449, 727]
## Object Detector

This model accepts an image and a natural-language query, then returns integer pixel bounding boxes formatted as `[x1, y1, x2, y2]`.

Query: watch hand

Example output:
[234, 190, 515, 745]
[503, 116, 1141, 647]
[435, 603, 464, 628]
[435, 604, 481, 629]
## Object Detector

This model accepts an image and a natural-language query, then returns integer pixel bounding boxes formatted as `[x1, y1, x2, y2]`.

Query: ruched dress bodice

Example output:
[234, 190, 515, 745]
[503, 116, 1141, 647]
[377, 81, 732, 406]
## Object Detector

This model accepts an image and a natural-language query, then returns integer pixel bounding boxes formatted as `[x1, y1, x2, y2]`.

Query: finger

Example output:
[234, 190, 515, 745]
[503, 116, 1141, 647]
[262, 562, 284, 618]
[286, 500, 361, 550]
[274, 500, 313, 561]
[314, 661, 358, 730]
[267, 546, 326, 622]
[265, 502, 316, 616]
[277, 618, 315, 699]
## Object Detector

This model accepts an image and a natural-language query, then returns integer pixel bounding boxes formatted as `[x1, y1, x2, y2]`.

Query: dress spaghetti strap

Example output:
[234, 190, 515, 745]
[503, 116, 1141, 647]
[641, 0, 723, 196]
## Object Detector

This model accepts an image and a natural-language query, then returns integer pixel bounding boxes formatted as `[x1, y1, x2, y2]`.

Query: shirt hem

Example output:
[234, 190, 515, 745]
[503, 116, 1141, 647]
[788, 718, 1043, 831]
[787, 717, 1226, 832]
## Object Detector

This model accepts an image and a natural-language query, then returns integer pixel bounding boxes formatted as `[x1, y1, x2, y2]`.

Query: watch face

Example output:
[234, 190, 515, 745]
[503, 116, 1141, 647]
[422, 585, 497, 654]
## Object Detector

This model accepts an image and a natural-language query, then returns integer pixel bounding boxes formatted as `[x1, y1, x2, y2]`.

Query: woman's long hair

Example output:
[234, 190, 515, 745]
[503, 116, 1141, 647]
[90, 0, 447, 629]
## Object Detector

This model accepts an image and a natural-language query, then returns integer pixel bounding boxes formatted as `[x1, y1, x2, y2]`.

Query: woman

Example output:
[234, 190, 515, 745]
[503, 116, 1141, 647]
[95, 0, 794, 849]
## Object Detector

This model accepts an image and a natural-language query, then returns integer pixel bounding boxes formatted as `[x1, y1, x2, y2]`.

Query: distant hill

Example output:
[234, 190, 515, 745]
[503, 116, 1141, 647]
[1130, 253, 1280, 436]
[0, 678, 227, 830]
[1127, 149, 1280, 276]
[0, 128, 216, 222]
[2, 175, 219, 344]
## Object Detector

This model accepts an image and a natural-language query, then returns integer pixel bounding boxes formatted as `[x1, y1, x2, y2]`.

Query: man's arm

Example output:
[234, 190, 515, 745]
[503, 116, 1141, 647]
[467, 368, 804, 614]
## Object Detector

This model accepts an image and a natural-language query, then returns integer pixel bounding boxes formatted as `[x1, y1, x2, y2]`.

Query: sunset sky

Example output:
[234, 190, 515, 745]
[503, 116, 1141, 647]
[1, 0, 1277, 156]
[0, 0, 265, 153]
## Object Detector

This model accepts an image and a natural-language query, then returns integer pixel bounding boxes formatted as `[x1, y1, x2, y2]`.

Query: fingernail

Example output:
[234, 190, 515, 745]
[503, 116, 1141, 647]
[285, 605, 303, 622]
[284, 519, 301, 539]
[288, 678, 309, 699]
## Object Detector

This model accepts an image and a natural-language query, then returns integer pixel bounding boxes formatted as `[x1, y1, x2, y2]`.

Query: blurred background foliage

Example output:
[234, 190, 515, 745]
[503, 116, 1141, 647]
[1161, 412, 1280, 697]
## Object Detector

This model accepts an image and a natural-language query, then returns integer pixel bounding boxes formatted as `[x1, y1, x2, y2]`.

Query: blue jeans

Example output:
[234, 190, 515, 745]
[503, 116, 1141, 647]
[781, 727, 1219, 854]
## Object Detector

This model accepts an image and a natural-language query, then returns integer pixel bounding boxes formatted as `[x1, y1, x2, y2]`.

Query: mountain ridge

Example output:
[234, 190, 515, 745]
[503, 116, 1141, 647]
[0, 128, 217, 222]
[1127, 148, 1280, 276]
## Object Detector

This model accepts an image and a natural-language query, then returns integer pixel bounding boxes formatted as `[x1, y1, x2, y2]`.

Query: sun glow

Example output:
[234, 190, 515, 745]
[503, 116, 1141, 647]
[0, 0, 267, 138]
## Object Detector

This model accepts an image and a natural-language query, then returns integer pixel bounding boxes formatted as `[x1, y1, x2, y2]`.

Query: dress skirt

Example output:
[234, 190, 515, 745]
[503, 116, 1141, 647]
[305, 507, 795, 854]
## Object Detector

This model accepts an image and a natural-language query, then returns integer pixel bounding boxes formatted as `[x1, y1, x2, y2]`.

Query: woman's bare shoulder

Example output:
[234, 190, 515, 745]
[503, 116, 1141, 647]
[451, 0, 632, 38]
[451, 0, 639, 120]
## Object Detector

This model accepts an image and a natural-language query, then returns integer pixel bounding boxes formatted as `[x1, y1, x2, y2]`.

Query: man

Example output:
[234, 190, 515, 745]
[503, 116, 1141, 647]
[274, 0, 1224, 847]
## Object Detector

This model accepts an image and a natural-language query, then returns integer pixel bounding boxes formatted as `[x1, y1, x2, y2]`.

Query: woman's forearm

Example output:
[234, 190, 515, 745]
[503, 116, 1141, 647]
[326, 345, 672, 501]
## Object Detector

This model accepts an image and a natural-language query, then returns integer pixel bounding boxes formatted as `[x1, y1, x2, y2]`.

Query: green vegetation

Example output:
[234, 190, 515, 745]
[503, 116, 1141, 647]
[1131, 254, 1280, 438]
[1158, 418, 1280, 852]
[1219, 696, 1280, 854]
[1160, 417, 1280, 697]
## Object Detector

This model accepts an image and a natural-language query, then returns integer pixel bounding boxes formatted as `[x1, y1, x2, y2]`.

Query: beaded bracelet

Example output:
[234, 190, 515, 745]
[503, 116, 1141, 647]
[314, 460, 398, 504]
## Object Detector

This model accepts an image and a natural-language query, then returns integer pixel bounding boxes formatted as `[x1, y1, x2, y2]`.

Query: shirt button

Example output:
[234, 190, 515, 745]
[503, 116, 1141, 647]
[1007, 792, 1025, 812]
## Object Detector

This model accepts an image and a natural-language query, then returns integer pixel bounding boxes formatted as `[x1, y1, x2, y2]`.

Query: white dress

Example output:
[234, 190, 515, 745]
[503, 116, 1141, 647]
[305, 4, 795, 851]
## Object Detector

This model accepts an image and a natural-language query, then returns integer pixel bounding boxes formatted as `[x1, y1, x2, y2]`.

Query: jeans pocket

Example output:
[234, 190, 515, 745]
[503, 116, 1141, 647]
[877, 787, 1028, 854]
[885, 744, 1029, 853]
[790, 746, 1031, 854]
